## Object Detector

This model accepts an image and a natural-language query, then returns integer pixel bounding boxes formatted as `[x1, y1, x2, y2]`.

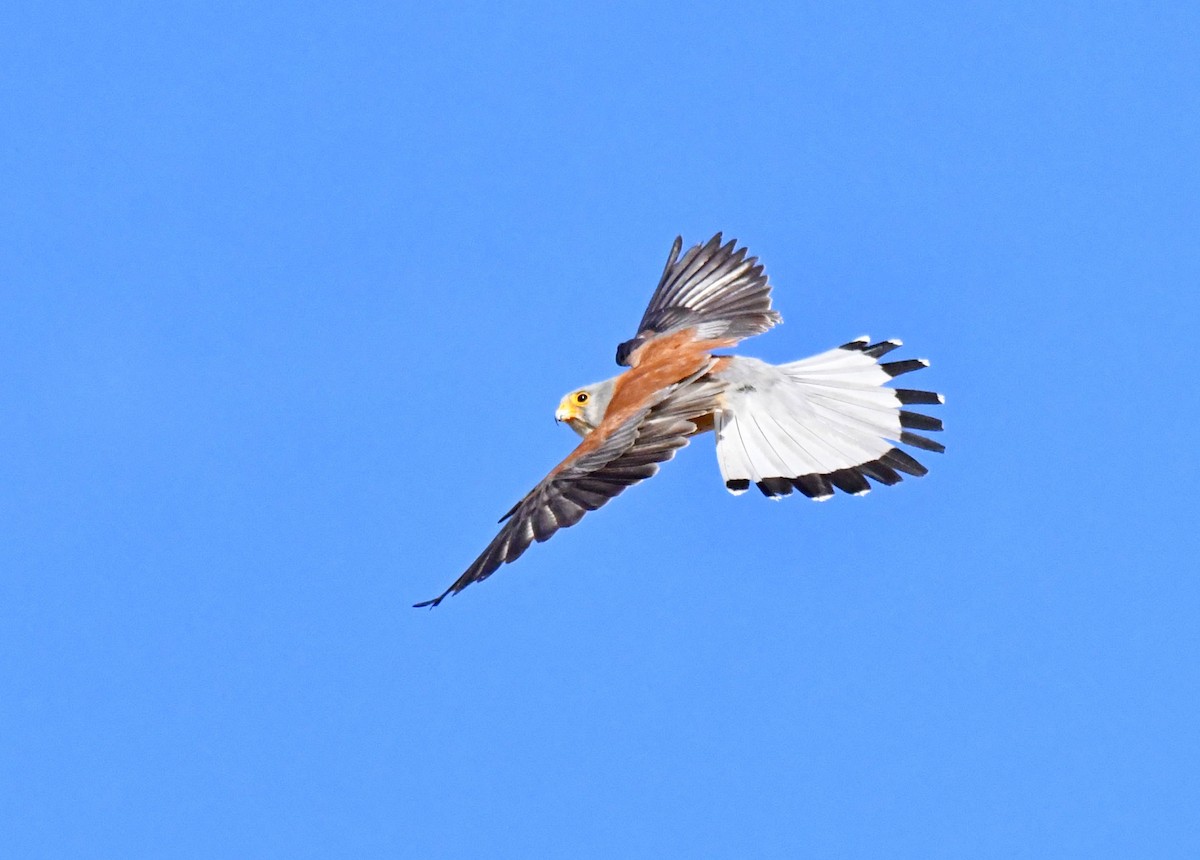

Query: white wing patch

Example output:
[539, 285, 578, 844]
[714, 339, 943, 500]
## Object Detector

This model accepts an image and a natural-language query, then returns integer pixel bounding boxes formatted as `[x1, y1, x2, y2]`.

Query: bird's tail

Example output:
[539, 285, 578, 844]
[713, 338, 944, 499]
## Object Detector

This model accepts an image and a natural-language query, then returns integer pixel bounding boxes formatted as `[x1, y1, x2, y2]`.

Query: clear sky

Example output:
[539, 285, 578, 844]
[3, 2, 1198, 857]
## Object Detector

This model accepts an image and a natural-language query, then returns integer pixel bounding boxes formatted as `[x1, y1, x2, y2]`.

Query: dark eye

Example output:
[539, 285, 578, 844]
[576, 392, 589, 404]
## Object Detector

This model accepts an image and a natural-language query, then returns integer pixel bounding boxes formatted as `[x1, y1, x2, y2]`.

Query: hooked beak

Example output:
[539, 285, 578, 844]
[555, 399, 578, 424]
[556, 399, 591, 436]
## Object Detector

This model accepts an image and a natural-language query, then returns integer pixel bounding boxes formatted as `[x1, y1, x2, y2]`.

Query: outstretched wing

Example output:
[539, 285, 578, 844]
[616, 233, 781, 366]
[414, 377, 720, 608]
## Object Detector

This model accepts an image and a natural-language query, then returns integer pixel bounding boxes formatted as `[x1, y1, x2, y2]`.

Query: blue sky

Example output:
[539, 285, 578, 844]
[3, 2, 1198, 857]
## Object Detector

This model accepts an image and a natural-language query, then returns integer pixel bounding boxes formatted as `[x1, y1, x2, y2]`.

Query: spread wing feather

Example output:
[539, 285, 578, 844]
[616, 233, 781, 366]
[414, 377, 721, 607]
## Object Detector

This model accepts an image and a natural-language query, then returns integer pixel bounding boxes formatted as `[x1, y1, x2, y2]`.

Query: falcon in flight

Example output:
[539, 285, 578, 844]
[415, 234, 944, 607]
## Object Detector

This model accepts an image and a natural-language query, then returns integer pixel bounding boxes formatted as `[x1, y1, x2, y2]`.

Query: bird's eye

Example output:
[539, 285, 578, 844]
[576, 392, 589, 404]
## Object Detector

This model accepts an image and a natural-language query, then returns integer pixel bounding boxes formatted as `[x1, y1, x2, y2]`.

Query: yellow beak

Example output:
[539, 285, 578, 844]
[555, 399, 578, 423]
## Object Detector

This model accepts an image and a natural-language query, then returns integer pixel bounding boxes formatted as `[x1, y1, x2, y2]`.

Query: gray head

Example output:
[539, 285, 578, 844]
[554, 376, 619, 437]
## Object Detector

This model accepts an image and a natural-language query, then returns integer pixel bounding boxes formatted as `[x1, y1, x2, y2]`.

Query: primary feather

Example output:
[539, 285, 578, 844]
[616, 234, 781, 366]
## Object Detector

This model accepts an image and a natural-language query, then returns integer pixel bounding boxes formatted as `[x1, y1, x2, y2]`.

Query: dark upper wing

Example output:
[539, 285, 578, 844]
[615, 233, 781, 366]
[414, 377, 720, 608]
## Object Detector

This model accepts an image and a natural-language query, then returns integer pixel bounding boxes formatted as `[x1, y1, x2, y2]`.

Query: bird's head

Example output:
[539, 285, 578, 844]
[555, 377, 617, 437]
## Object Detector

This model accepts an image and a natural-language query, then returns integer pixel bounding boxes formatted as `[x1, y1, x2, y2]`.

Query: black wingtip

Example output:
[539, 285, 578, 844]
[756, 477, 794, 497]
[662, 236, 684, 276]
[899, 410, 944, 432]
[881, 358, 929, 378]
[828, 467, 871, 495]
[895, 388, 944, 406]
[498, 500, 521, 523]
[864, 339, 902, 358]
[900, 431, 946, 454]
[413, 589, 452, 609]
[882, 447, 929, 477]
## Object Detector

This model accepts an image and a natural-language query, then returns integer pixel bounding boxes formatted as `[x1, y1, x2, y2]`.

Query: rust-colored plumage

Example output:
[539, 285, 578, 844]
[414, 233, 944, 607]
[546, 330, 733, 478]
[415, 234, 778, 608]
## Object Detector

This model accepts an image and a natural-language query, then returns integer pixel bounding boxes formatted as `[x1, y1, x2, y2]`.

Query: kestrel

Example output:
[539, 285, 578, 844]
[415, 234, 944, 607]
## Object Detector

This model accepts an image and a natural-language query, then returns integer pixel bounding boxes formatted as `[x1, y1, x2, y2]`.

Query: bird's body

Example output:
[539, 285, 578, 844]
[415, 234, 944, 607]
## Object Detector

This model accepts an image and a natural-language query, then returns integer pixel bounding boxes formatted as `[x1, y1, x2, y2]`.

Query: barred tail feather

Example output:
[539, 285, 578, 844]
[714, 339, 943, 499]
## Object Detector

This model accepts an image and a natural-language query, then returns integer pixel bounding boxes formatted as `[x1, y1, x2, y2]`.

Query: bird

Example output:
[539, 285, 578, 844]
[414, 233, 944, 608]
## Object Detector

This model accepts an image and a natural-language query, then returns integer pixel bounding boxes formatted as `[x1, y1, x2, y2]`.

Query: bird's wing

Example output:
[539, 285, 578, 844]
[616, 233, 782, 367]
[414, 373, 721, 608]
